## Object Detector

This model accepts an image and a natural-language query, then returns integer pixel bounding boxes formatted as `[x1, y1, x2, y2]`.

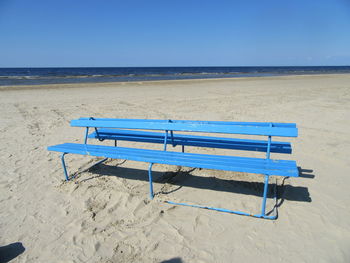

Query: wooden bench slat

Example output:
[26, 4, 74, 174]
[78, 117, 296, 128]
[71, 119, 298, 137]
[88, 128, 292, 154]
[48, 143, 298, 177]
[67, 142, 295, 167]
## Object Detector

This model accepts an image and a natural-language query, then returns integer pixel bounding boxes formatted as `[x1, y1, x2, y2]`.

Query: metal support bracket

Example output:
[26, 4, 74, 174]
[163, 130, 168, 151]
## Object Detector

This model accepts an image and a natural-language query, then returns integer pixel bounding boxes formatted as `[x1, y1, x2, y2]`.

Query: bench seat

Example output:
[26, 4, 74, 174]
[88, 128, 292, 153]
[48, 143, 298, 177]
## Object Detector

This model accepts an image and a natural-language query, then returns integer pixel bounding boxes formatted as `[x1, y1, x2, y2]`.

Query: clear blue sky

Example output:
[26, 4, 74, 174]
[0, 0, 349, 67]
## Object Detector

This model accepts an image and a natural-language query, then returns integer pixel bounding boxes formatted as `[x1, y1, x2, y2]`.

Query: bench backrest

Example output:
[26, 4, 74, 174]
[71, 118, 298, 137]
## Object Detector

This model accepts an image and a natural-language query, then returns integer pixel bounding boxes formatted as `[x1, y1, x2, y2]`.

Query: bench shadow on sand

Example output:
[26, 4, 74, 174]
[77, 161, 313, 204]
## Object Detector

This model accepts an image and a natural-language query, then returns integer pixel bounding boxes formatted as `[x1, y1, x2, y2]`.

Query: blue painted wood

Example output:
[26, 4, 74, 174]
[49, 143, 295, 167]
[88, 128, 292, 154]
[78, 117, 296, 128]
[71, 119, 298, 137]
[47, 143, 299, 177]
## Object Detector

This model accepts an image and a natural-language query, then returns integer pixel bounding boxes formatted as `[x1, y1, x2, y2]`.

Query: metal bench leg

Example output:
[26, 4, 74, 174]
[261, 175, 269, 216]
[61, 153, 109, 182]
[148, 163, 154, 200]
[61, 153, 69, 181]
[164, 173, 278, 220]
[257, 175, 277, 220]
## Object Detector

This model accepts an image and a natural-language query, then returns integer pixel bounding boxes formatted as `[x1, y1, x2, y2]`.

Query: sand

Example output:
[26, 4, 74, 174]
[0, 74, 350, 262]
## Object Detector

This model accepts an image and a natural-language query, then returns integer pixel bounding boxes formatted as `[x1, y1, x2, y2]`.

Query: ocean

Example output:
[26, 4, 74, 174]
[0, 66, 349, 86]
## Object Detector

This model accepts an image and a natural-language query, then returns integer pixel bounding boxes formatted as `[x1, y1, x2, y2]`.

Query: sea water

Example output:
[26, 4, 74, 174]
[1, 66, 350, 86]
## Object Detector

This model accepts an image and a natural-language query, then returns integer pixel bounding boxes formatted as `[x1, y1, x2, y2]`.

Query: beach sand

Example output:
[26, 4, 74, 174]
[1, 74, 350, 262]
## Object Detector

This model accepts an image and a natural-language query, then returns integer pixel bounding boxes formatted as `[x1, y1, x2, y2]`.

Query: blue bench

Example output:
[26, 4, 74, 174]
[48, 118, 299, 219]
[88, 128, 292, 153]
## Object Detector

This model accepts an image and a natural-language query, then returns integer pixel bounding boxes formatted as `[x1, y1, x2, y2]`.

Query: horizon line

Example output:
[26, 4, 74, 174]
[1, 65, 350, 69]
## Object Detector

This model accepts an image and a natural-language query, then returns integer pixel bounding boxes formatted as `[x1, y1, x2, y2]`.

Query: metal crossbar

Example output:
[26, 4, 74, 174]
[146, 164, 276, 219]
